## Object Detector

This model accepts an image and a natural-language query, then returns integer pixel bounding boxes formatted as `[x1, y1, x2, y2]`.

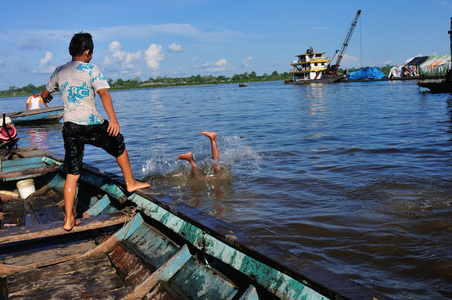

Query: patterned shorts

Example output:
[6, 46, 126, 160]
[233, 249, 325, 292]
[63, 121, 126, 175]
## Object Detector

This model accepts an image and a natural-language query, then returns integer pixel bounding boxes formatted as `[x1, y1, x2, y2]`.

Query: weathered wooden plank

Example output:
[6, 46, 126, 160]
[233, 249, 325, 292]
[144, 282, 185, 300]
[2, 239, 97, 267]
[1, 198, 24, 228]
[23, 200, 39, 226]
[83, 194, 117, 217]
[7, 254, 113, 292]
[238, 285, 260, 300]
[27, 192, 64, 224]
[170, 254, 239, 300]
[109, 243, 152, 283]
[125, 221, 179, 270]
[8, 255, 125, 299]
[0, 213, 128, 244]
[0, 156, 44, 169]
[0, 165, 60, 181]
[108, 243, 155, 289]
[124, 245, 191, 300]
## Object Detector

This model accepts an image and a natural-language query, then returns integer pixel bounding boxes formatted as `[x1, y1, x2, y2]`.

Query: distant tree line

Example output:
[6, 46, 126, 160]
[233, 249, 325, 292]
[107, 70, 291, 90]
[0, 66, 394, 98]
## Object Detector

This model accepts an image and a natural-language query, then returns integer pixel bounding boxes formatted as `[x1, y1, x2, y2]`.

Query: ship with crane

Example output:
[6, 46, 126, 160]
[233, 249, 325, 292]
[285, 10, 361, 85]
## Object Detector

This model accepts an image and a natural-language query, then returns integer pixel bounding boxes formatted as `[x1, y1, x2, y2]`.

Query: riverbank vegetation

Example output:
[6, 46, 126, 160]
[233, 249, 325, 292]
[0, 66, 393, 98]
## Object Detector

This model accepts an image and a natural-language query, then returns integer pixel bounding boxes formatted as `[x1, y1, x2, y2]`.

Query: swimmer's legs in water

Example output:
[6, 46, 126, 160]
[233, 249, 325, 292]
[200, 131, 221, 174]
[177, 152, 201, 176]
[177, 131, 222, 176]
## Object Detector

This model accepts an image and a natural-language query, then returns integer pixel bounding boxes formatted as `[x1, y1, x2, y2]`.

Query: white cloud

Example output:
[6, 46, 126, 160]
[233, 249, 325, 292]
[241, 56, 253, 69]
[194, 58, 235, 72]
[145, 44, 164, 70]
[168, 43, 183, 52]
[34, 51, 56, 74]
[102, 41, 142, 72]
[341, 53, 358, 63]
[93, 23, 244, 43]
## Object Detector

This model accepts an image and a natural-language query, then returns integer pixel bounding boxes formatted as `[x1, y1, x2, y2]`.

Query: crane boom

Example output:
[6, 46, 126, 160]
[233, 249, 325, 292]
[329, 10, 361, 74]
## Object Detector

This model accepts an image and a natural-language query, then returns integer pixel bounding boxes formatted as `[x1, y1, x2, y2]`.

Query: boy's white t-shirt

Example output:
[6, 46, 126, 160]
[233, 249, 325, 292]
[46, 61, 110, 125]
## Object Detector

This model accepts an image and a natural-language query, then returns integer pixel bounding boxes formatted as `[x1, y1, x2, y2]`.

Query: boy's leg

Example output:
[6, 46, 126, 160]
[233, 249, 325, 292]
[177, 152, 201, 176]
[116, 149, 150, 192]
[201, 131, 221, 174]
[64, 173, 80, 231]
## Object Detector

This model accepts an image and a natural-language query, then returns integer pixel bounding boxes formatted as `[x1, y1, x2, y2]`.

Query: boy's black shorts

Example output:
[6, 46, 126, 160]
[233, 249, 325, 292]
[63, 121, 126, 175]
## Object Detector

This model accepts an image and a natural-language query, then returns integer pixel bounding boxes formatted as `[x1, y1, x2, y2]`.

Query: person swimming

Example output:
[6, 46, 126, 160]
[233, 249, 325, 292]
[177, 131, 222, 176]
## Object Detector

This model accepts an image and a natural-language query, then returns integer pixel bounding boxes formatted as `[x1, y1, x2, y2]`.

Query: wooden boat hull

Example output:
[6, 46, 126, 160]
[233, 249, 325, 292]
[417, 80, 452, 93]
[6, 106, 64, 125]
[0, 147, 391, 299]
[284, 76, 344, 85]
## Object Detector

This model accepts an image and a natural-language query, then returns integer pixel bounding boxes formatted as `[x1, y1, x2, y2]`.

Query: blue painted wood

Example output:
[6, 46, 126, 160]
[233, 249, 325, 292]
[112, 213, 143, 242]
[150, 244, 191, 282]
[1, 157, 45, 170]
[47, 171, 65, 193]
[8, 106, 63, 124]
[84, 194, 114, 217]
[238, 285, 259, 300]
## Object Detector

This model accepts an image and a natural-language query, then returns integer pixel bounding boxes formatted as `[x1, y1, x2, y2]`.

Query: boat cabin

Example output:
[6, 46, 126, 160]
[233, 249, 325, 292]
[289, 48, 331, 81]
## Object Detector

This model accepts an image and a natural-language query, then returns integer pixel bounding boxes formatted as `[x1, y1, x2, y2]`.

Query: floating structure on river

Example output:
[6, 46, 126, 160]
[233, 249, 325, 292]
[285, 10, 361, 85]
[417, 17, 452, 93]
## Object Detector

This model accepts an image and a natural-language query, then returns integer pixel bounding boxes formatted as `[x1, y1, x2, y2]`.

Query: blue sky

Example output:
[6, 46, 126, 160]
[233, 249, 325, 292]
[1, 0, 451, 90]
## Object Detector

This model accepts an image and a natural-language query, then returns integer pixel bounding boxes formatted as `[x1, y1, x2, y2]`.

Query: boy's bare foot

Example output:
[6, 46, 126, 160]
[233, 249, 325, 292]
[177, 152, 194, 161]
[64, 216, 81, 231]
[126, 180, 150, 193]
[201, 131, 216, 139]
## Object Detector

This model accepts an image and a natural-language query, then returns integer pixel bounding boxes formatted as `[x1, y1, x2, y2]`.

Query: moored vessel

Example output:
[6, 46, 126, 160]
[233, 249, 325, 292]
[285, 10, 361, 85]
[285, 48, 343, 84]
[417, 17, 452, 93]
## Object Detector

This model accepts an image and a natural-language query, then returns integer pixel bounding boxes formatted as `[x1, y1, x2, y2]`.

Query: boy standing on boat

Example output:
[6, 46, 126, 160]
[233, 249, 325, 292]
[41, 32, 149, 231]
[26, 90, 48, 110]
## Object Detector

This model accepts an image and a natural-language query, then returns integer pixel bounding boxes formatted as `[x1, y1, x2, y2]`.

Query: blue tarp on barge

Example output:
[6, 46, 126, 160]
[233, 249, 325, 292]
[347, 67, 387, 80]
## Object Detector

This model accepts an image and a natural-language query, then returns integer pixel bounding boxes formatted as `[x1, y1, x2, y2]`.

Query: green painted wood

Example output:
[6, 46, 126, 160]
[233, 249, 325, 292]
[42, 157, 62, 166]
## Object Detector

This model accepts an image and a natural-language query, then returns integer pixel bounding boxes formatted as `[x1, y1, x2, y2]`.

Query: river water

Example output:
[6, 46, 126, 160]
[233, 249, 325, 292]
[2, 81, 451, 299]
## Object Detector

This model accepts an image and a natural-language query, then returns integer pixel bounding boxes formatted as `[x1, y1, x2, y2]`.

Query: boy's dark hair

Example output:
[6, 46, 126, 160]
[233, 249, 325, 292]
[69, 32, 94, 56]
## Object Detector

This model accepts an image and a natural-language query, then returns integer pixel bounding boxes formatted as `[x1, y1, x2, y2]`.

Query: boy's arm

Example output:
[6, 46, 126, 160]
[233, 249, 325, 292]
[97, 88, 120, 137]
